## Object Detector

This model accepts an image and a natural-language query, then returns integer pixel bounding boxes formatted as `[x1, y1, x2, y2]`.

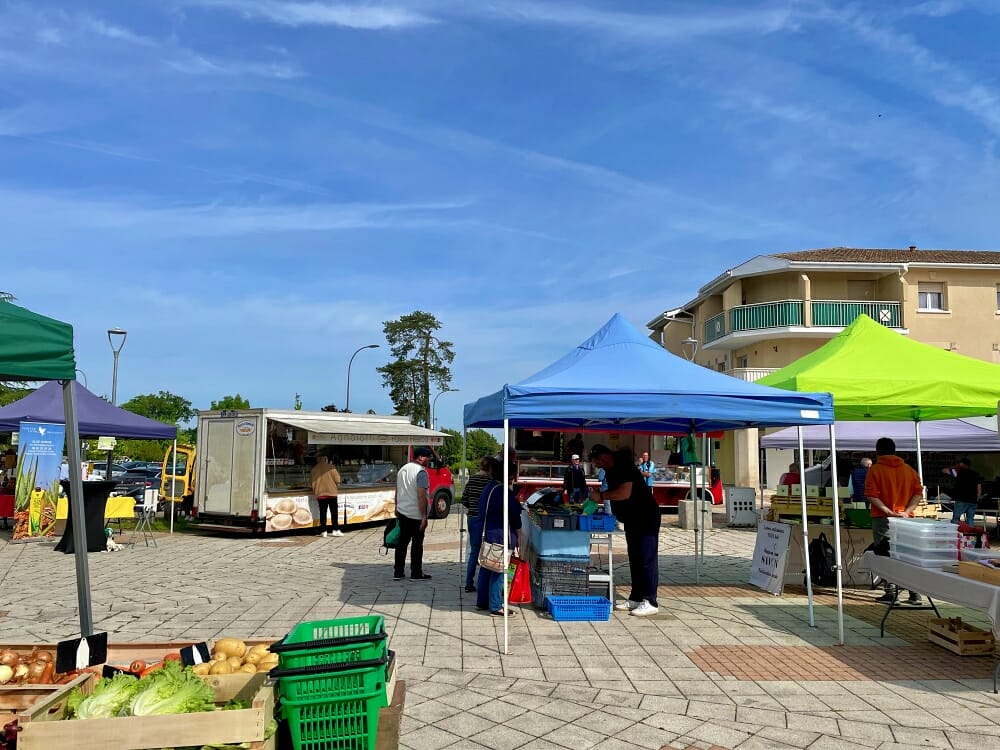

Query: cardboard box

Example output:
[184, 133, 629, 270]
[958, 559, 1000, 586]
[806, 485, 821, 498]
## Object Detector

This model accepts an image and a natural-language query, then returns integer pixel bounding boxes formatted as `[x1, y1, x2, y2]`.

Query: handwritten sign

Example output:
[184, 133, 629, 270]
[749, 520, 792, 595]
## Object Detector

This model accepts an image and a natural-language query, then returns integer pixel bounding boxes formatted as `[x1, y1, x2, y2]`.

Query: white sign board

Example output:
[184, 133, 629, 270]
[749, 520, 792, 595]
[97, 436, 117, 451]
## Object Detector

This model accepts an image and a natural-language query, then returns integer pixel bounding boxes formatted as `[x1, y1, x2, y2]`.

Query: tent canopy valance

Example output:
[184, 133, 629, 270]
[0, 300, 76, 381]
[464, 313, 835, 431]
[0, 381, 176, 440]
[757, 314, 1000, 421]
[761, 418, 999, 452]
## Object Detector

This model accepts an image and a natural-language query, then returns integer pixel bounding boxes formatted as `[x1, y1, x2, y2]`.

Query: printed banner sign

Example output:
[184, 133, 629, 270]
[14, 421, 66, 541]
[749, 520, 792, 595]
[96, 436, 117, 451]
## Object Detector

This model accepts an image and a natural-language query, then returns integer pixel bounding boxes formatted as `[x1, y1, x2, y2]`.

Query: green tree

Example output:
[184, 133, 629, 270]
[210, 394, 251, 410]
[120, 391, 195, 425]
[440, 428, 500, 465]
[0, 384, 30, 406]
[377, 311, 454, 427]
[294, 393, 303, 410]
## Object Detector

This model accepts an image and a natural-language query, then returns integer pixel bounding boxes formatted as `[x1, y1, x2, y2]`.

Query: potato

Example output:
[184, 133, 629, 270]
[191, 663, 211, 676]
[248, 643, 271, 656]
[213, 638, 248, 659]
[239, 664, 257, 673]
[226, 656, 243, 669]
[244, 652, 263, 665]
[209, 661, 234, 675]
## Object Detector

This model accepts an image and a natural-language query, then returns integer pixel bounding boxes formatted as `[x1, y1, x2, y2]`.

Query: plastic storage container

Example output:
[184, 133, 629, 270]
[889, 527, 959, 550]
[547, 595, 611, 621]
[579, 513, 617, 532]
[271, 615, 386, 670]
[522, 510, 591, 556]
[889, 542, 958, 568]
[887, 518, 957, 536]
[959, 548, 1000, 562]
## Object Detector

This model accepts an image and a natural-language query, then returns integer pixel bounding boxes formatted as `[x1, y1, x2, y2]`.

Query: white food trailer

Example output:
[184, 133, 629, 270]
[191, 409, 446, 532]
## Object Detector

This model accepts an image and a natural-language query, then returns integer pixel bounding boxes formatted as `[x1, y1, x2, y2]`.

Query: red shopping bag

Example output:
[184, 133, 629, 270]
[506, 556, 531, 604]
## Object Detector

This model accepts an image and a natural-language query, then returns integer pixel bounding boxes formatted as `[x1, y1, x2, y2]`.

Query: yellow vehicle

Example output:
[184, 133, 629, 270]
[159, 444, 196, 516]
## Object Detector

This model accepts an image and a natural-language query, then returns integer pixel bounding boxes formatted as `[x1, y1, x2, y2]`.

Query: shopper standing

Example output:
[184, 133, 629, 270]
[849, 457, 872, 506]
[476, 458, 522, 616]
[865, 437, 923, 604]
[393, 447, 433, 581]
[310, 455, 342, 537]
[943, 457, 982, 525]
[461, 457, 493, 593]
[588, 445, 661, 617]
[562, 454, 588, 503]
[638, 451, 655, 488]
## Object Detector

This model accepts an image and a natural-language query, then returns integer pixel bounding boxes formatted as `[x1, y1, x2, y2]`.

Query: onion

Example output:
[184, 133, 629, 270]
[0, 665, 13, 684]
[25, 661, 46, 680]
[0, 650, 19, 667]
[14, 663, 28, 682]
[34, 650, 53, 664]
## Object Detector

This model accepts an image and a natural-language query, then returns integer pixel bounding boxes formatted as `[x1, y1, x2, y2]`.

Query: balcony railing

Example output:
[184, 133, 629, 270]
[811, 300, 901, 328]
[724, 368, 778, 382]
[729, 300, 803, 333]
[704, 312, 726, 343]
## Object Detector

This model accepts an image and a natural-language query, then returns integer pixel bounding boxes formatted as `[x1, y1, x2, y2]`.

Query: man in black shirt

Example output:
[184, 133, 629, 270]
[563, 454, 588, 503]
[588, 444, 661, 617]
[943, 457, 982, 525]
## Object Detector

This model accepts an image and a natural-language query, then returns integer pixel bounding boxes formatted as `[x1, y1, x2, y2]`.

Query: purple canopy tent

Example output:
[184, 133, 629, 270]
[762, 418, 998, 453]
[0, 381, 176, 439]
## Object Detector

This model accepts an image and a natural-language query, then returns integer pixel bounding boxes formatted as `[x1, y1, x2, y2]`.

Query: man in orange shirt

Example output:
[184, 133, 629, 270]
[865, 437, 924, 604]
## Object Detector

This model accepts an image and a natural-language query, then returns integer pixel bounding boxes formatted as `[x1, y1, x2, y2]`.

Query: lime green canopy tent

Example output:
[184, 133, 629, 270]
[759, 314, 1000, 645]
[0, 301, 76, 381]
[758, 314, 1000, 421]
[0, 300, 94, 637]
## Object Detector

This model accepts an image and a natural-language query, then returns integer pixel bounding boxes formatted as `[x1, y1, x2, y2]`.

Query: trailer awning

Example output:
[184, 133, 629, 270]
[273, 415, 446, 446]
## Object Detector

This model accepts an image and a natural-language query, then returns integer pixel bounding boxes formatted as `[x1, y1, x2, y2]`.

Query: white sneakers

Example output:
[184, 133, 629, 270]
[321, 530, 344, 538]
[616, 599, 658, 616]
[630, 600, 658, 617]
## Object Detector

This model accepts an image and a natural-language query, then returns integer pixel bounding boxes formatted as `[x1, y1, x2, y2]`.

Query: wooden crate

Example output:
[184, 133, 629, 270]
[927, 617, 996, 656]
[18, 670, 275, 750]
[375, 679, 406, 750]
[0, 673, 92, 716]
[958, 560, 1000, 586]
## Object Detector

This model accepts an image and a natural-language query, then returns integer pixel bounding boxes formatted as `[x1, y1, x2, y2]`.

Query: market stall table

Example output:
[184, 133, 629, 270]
[54, 480, 116, 554]
[860, 551, 1000, 692]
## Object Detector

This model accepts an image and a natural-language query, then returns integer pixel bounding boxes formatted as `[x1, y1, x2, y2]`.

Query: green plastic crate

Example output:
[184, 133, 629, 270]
[272, 615, 386, 670]
[272, 657, 389, 704]
[280, 689, 387, 750]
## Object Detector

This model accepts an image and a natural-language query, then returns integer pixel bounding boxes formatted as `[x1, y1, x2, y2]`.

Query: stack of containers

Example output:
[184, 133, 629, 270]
[269, 615, 391, 750]
[888, 517, 960, 568]
[521, 508, 593, 608]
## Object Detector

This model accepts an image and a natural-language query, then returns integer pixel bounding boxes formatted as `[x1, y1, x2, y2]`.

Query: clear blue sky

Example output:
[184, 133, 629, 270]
[4, 1, 999, 430]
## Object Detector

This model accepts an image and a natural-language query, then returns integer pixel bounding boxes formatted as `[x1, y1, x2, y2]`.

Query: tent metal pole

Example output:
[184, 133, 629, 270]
[798, 427, 815, 627]
[502, 419, 510, 655]
[690, 432, 699, 584]
[459, 429, 467, 591]
[700, 432, 709, 566]
[914, 421, 924, 490]
[62, 380, 94, 636]
[829, 424, 846, 646]
[170, 439, 177, 534]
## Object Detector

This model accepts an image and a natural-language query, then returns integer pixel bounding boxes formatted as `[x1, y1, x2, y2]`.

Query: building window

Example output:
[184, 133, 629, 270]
[917, 282, 945, 311]
[996, 284, 1000, 311]
[737, 356, 748, 369]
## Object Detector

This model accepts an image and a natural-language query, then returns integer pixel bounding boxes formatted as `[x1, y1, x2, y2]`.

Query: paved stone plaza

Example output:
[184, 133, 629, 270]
[1, 511, 998, 750]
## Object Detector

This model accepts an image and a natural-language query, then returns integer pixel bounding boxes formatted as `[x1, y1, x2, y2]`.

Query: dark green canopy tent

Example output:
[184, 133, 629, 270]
[0, 300, 94, 635]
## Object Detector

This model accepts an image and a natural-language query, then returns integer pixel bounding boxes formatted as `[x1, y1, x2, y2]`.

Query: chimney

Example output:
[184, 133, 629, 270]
[908, 245, 916, 251]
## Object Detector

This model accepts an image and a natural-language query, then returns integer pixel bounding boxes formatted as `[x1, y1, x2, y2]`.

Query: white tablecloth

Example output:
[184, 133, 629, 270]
[861, 552, 1000, 637]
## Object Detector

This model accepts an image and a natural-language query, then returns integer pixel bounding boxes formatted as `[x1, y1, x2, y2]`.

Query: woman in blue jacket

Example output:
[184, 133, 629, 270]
[476, 458, 522, 615]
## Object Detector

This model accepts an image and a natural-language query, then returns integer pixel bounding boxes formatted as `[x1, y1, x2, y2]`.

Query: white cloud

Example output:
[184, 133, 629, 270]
[164, 51, 303, 79]
[190, 0, 436, 29]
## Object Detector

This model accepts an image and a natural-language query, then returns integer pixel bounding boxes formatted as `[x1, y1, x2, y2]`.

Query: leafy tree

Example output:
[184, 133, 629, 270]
[0, 384, 30, 407]
[120, 391, 195, 426]
[440, 428, 500, 466]
[210, 394, 250, 410]
[377, 311, 454, 427]
[294, 393, 303, 411]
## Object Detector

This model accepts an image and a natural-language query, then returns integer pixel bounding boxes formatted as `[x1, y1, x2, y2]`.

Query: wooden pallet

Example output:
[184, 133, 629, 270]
[927, 617, 997, 656]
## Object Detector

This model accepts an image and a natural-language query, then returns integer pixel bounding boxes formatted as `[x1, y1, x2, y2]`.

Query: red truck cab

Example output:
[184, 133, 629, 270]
[411, 446, 454, 519]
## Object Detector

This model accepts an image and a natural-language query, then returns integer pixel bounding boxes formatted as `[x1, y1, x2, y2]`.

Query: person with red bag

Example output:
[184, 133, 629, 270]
[476, 458, 522, 616]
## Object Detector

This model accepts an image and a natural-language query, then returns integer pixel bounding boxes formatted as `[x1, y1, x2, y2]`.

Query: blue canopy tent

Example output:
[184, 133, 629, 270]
[463, 314, 836, 651]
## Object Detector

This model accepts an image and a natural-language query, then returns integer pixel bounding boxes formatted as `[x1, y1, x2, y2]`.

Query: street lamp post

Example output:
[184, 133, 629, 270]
[107, 328, 127, 476]
[345, 344, 380, 413]
[681, 337, 699, 361]
[431, 388, 459, 431]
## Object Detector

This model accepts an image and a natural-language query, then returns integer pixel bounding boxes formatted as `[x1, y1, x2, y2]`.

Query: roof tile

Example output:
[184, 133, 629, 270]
[772, 247, 1000, 264]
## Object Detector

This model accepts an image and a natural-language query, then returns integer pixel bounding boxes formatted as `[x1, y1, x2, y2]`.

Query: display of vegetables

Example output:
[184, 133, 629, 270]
[190, 638, 278, 677]
[0, 647, 62, 685]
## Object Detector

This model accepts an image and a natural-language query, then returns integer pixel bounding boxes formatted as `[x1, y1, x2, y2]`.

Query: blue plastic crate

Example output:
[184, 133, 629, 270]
[547, 595, 611, 621]
[579, 513, 617, 532]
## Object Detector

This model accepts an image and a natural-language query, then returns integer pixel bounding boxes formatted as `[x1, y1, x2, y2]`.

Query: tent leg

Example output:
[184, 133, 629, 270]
[700, 433, 709, 567]
[914, 421, 924, 491]
[502, 419, 510, 656]
[690, 432, 699, 584]
[460, 430, 467, 591]
[62, 381, 94, 637]
[798, 427, 815, 627]
[170, 439, 177, 534]
[829, 425, 845, 646]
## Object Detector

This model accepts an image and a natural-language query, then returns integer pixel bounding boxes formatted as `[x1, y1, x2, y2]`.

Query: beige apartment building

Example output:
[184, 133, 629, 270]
[647, 247, 1000, 490]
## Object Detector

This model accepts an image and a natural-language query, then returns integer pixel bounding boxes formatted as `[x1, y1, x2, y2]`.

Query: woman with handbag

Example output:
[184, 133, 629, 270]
[476, 458, 522, 616]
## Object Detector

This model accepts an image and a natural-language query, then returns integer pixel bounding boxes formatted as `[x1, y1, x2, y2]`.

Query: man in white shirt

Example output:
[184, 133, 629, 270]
[394, 447, 433, 581]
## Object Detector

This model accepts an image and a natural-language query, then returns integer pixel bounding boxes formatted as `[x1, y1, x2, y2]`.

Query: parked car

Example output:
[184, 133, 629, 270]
[88, 462, 129, 480]
[113, 470, 164, 511]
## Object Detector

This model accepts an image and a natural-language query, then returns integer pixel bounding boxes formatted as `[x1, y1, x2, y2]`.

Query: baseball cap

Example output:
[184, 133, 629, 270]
[588, 444, 612, 460]
[413, 447, 433, 459]
[571, 454, 580, 460]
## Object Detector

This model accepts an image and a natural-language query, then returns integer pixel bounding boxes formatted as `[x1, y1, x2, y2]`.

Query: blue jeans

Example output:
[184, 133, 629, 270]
[466, 515, 483, 588]
[951, 503, 977, 525]
[476, 565, 505, 612]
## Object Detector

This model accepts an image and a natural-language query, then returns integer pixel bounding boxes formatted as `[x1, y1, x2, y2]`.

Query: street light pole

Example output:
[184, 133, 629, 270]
[107, 328, 127, 476]
[345, 344, 380, 413]
[431, 388, 459, 431]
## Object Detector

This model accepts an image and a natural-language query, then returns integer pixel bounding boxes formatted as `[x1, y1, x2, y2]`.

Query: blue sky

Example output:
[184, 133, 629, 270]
[4, 0, 1000, 430]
